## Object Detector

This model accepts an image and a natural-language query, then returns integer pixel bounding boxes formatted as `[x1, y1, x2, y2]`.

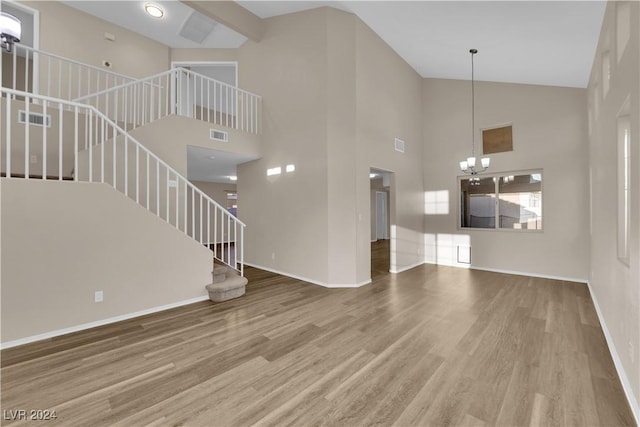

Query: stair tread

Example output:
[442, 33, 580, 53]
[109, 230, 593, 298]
[206, 276, 248, 292]
[214, 265, 229, 275]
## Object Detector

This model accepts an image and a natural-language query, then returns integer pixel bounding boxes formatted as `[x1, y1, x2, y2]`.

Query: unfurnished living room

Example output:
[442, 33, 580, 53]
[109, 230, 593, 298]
[0, 0, 638, 426]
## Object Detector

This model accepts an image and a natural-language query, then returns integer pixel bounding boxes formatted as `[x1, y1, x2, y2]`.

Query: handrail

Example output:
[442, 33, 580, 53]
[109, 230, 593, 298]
[6, 87, 248, 226]
[14, 43, 135, 81]
[74, 68, 261, 102]
[181, 68, 261, 98]
[76, 67, 262, 135]
[1, 43, 137, 102]
[1, 87, 246, 272]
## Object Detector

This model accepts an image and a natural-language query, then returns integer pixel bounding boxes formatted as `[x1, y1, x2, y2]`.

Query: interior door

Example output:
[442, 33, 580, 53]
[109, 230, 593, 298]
[376, 191, 388, 240]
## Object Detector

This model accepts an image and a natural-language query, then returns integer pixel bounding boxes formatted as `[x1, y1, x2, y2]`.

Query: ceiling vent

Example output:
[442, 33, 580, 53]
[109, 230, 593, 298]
[179, 10, 217, 44]
[394, 138, 405, 153]
[210, 129, 228, 142]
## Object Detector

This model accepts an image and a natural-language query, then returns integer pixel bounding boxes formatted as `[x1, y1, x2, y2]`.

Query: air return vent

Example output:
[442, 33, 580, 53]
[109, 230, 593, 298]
[179, 11, 217, 44]
[210, 129, 228, 142]
[19, 110, 51, 127]
[394, 138, 405, 153]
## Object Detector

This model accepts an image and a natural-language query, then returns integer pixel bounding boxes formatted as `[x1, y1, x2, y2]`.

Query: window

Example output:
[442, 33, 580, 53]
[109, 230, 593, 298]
[616, 1, 631, 63]
[460, 171, 542, 230]
[618, 103, 631, 264]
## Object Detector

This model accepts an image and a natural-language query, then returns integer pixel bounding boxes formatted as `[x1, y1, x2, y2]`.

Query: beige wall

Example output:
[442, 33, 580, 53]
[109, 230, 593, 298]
[356, 20, 424, 276]
[21, 1, 170, 78]
[171, 49, 238, 64]
[234, 8, 424, 285]
[423, 79, 590, 280]
[237, 8, 330, 284]
[127, 115, 261, 177]
[193, 181, 237, 207]
[0, 99, 85, 178]
[1, 179, 212, 344]
[588, 0, 640, 414]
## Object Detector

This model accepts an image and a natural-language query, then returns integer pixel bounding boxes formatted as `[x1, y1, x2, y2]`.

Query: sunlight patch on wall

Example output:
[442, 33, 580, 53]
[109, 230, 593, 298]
[425, 233, 471, 268]
[425, 190, 449, 215]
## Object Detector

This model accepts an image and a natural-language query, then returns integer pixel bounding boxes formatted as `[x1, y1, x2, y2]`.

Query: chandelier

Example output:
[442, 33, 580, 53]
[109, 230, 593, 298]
[459, 49, 490, 175]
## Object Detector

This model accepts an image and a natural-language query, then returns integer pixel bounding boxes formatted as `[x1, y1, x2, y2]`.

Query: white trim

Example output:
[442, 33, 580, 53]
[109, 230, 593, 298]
[467, 265, 587, 283]
[424, 259, 587, 283]
[586, 281, 640, 424]
[0, 295, 209, 350]
[170, 61, 238, 88]
[244, 263, 371, 288]
[390, 260, 424, 274]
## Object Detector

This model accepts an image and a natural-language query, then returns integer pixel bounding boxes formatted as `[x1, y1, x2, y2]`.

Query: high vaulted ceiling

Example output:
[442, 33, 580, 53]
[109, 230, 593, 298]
[237, 1, 606, 88]
[63, 1, 605, 88]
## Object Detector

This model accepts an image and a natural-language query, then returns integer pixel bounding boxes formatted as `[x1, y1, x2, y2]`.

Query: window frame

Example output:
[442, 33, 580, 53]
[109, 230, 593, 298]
[458, 169, 544, 233]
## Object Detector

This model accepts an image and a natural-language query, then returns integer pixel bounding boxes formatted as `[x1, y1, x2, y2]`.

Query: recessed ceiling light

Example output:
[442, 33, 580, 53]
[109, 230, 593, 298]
[208, 155, 216, 160]
[144, 3, 164, 18]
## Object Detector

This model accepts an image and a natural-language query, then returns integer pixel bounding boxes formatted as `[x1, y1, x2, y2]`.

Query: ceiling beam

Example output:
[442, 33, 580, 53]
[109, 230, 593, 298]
[181, 1, 264, 42]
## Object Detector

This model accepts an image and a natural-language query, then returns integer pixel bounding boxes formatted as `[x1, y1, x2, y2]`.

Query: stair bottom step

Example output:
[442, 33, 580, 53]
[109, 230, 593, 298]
[206, 276, 248, 302]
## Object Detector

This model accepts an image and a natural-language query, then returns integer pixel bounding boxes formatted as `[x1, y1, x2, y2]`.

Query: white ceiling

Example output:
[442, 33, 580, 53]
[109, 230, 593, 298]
[237, 1, 606, 88]
[187, 146, 257, 183]
[60, 1, 605, 88]
[62, 1, 247, 48]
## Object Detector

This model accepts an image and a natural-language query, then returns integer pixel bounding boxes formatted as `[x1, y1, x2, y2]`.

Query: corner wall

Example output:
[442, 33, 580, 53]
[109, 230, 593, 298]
[237, 8, 330, 284]
[587, 0, 640, 417]
[234, 8, 424, 286]
[423, 79, 590, 281]
[356, 20, 424, 276]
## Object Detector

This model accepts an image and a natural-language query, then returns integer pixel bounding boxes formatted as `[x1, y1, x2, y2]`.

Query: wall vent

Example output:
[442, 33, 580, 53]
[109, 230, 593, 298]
[394, 138, 405, 153]
[457, 245, 471, 264]
[19, 111, 51, 128]
[210, 129, 228, 142]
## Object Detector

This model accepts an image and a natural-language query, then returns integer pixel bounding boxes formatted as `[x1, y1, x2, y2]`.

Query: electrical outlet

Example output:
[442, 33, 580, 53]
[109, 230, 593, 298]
[94, 291, 104, 303]
[629, 342, 635, 363]
[30, 155, 37, 164]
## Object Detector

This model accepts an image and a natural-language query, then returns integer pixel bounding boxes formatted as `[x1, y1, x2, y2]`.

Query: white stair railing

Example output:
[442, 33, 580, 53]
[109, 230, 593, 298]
[1, 88, 245, 274]
[0, 43, 136, 101]
[75, 68, 261, 135]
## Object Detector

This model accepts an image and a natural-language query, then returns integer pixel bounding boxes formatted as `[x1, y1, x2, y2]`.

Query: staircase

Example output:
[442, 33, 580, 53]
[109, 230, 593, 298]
[206, 264, 248, 302]
[1, 44, 259, 302]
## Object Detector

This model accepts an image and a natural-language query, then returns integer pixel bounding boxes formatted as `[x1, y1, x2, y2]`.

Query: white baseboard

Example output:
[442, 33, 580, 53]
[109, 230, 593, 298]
[586, 281, 640, 425]
[423, 260, 587, 284]
[423, 259, 639, 422]
[0, 295, 210, 350]
[468, 266, 587, 284]
[244, 263, 371, 288]
[390, 260, 425, 274]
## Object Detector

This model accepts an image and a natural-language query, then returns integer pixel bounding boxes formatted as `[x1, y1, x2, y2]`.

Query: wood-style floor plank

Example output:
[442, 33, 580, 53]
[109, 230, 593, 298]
[1, 241, 636, 426]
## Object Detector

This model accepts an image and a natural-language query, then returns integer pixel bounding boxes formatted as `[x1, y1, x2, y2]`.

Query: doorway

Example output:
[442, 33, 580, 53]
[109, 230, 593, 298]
[375, 191, 388, 240]
[170, 61, 238, 122]
[370, 167, 393, 279]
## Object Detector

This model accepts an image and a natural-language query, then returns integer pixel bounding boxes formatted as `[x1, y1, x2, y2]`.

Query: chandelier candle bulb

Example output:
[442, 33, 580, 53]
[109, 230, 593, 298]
[467, 157, 476, 168]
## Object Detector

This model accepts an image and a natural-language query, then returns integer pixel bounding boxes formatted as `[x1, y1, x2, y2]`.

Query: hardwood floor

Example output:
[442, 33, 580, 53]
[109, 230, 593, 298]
[371, 239, 390, 280]
[1, 257, 635, 426]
